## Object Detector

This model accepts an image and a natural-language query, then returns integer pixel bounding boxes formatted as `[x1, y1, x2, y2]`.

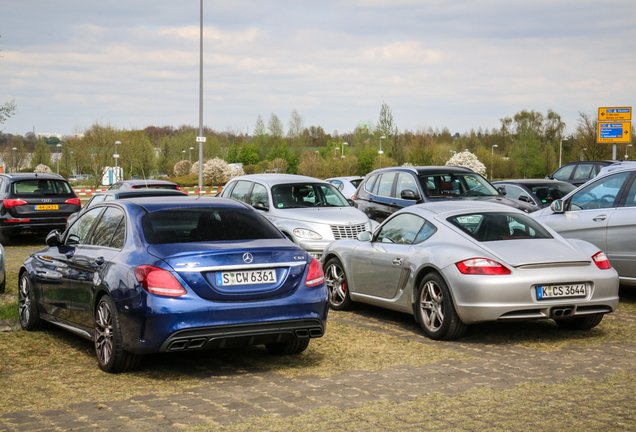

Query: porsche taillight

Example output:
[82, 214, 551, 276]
[592, 251, 612, 270]
[456, 258, 512, 275]
[135, 265, 187, 297]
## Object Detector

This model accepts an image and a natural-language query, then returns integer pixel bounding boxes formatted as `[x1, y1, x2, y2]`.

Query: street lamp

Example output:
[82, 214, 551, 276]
[334, 147, 339, 158]
[626, 144, 633, 160]
[341, 142, 348, 158]
[182, 149, 186, 160]
[56, 143, 62, 174]
[491, 145, 498, 180]
[12, 147, 17, 172]
[189, 146, 194, 163]
[379, 136, 386, 167]
[114, 140, 121, 182]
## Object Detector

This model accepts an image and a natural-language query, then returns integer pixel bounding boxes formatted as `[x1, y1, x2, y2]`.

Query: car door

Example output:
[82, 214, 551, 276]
[366, 172, 397, 223]
[37, 207, 104, 321]
[350, 213, 427, 299]
[501, 184, 537, 206]
[544, 171, 632, 253]
[69, 205, 126, 328]
[605, 173, 636, 279]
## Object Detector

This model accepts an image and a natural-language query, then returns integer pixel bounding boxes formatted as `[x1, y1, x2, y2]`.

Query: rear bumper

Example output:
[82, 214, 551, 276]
[0, 218, 67, 235]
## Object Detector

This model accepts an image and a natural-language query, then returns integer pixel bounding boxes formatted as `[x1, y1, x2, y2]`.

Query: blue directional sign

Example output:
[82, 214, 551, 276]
[597, 122, 631, 143]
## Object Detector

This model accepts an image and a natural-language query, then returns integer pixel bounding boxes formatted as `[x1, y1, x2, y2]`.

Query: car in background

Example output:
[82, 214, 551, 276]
[0, 243, 5, 294]
[533, 161, 636, 286]
[219, 174, 376, 260]
[66, 189, 189, 228]
[325, 176, 364, 201]
[18, 197, 328, 373]
[322, 201, 619, 340]
[353, 166, 539, 223]
[0, 173, 81, 244]
[492, 179, 576, 208]
[108, 179, 179, 190]
[546, 161, 615, 187]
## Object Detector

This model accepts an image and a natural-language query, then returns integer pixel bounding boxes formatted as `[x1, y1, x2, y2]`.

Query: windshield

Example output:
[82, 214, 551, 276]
[529, 182, 576, 205]
[447, 212, 552, 242]
[271, 183, 349, 208]
[419, 173, 499, 198]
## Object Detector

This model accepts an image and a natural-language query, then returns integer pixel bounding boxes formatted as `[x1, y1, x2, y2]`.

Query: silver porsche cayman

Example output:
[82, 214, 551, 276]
[321, 201, 619, 340]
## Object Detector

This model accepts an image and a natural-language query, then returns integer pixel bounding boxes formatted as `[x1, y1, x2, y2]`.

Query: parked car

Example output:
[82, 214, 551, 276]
[0, 173, 81, 244]
[219, 174, 376, 260]
[353, 166, 539, 223]
[533, 161, 636, 286]
[18, 197, 328, 373]
[108, 179, 179, 190]
[322, 201, 619, 340]
[0, 243, 5, 294]
[66, 189, 188, 228]
[546, 161, 616, 187]
[325, 176, 364, 200]
[492, 179, 576, 208]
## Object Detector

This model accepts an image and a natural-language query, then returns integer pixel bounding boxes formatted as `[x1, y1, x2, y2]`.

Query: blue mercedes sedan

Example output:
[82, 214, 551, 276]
[18, 197, 328, 373]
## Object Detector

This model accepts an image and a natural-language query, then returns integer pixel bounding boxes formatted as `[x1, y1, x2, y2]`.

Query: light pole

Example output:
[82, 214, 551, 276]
[491, 144, 498, 180]
[334, 147, 339, 158]
[341, 142, 348, 158]
[182, 149, 186, 160]
[114, 140, 121, 182]
[12, 147, 17, 172]
[626, 144, 633, 160]
[581, 148, 587, 161]
[379, 135, 386, 167]
[189, 146, 194, 163]
[56, 143, 62, 174]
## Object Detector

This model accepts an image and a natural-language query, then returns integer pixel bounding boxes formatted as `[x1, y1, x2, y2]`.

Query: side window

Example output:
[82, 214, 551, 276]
[229, 181, 252, 203]
[66, 207, 103, 245]
[376, 213, 425, 245]
[375, 173, 396, 197]
[364, 175, 378, 193]
[553, 165, 575, 181]
[331, 180, 343, 191]
[396, 173, 418, 197]
[250, 183, 269, 206]
[622, 176, 636, 207]
[110, 217, 126, 249]
[87, 194, 107, 208]
[90, 207, 125, 247]
[572, 163, 595, 181]
[568, 172, 630, 211]
[220, 181, 235, 197]
[502, 185, 530, 202]
[414, 221, 437, 244]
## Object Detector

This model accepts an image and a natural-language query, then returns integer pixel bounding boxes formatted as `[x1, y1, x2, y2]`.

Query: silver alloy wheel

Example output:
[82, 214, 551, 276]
[18, 275, 30, 324]
[420, 280, 444, 332]
[95, 299, 114, 366]
[325, 263, 347, 307]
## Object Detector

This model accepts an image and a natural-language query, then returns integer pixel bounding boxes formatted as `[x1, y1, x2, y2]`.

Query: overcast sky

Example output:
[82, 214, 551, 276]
[2, 1, 635, 138]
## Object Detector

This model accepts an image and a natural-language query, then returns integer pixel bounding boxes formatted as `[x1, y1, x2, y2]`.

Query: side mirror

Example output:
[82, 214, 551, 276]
[497, 186, 507, 195]
[551, 199, 564, 214]
[519, 195, 532, 203]
[400, 189, 420, 200]
[46, 230, 63, 247]
[252, 201, 269, 211]
[357, 231, 373, 242]
[347, 199, 355, 206]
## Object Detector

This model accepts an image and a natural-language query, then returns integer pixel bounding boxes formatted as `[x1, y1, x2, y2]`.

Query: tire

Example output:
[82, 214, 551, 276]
[555, 313, 604, 330]
[0, 231, 11, 246]
[266, 338, 310, 355]
[94, 295, 141, 373]
[18, 273, 42, 331]
[324, 257, 354, 311]
[416, 273, 467, 340]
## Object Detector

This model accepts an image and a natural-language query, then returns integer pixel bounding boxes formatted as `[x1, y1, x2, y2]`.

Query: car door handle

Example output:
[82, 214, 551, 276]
[65, 251, 74, 258]
[94, 257, 105, 265]
[593, 215, 607, 221]
[392, 258, 403, 266]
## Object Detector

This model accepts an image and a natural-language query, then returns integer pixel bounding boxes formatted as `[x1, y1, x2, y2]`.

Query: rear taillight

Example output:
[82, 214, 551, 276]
[65, 198, 81, 206]
[135, 265, 187, 297]
[305, 258, 325, 287]
[456, 258, 512, 275]
[5, 219, 30, 223]
[592, 251, 612, 270]
[3, 199, 28, 209]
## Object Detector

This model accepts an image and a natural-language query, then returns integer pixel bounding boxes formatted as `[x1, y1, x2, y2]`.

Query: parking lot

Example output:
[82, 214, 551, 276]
[1, 238, 636, 431]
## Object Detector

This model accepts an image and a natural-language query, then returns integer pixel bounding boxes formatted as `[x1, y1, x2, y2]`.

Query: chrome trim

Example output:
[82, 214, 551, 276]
[175, 261, 307, 272]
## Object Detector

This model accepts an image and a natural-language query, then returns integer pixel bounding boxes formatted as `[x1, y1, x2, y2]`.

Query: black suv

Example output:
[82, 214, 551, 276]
[353, 166, 539, 223]
[546, 161, 616, 187]
[0, 173, 81, 244]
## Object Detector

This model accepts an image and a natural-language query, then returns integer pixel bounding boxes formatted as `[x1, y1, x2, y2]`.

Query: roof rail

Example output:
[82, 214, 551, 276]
[599, 161, 636, 175]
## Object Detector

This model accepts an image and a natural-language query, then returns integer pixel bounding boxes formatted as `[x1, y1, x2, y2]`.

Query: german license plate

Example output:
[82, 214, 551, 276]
[216, 269, 277, 286]
[35, 205, 59, 210]
[536, 284, 587, 299]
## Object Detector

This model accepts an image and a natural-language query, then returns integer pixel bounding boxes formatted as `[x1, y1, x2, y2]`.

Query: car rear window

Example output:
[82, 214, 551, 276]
[132, 184, 178, 190]
[350, 179, 362, 188]
[142, 207, 285, 244]
[447, 212, 552, 242]
[12, 179, 74, 196]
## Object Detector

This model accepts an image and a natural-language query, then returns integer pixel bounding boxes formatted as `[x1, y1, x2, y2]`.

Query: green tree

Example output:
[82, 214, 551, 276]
[377, 101, 397, 138]
[268, 113, 284, 141]
[287, 108, 305, 151]
[239, 144, 260, 166]
[30, 138, 52, 168]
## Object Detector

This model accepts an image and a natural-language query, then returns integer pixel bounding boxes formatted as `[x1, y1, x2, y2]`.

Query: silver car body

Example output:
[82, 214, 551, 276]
[322, 201, 618, 324]
[532, 161, 636, 286]
[325, 176, 364, 201]
[220, 174, 376, 259]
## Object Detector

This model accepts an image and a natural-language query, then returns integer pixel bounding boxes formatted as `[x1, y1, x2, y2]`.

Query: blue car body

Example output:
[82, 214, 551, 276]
[18, 197, 328, 372]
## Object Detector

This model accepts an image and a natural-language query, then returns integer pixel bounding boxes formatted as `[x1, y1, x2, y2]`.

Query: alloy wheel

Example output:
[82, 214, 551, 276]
[95, 300, 114, 366]
[325, 263, 347, 307]
[420, 280, 444, 332]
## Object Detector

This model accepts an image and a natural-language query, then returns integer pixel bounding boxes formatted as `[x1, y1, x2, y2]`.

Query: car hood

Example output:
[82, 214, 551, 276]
[478, 238, 591, 267]
[429, 195, 538, 212]
[274, 207, 370, 225]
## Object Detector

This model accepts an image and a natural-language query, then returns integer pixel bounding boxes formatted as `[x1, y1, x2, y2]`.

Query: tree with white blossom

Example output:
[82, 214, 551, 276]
[445, 151, 486, 176]
[173, 160, 191, 177]
[34, 164, 52, 173]
[225, 163, 245, 181]
[203, 158, 229, 185]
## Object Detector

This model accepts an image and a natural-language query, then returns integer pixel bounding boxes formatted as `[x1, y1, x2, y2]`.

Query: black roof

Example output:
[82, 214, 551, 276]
[0, 173, 67, 181]
[93, 189, 188, 198]
[368, 166, 475, 176]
